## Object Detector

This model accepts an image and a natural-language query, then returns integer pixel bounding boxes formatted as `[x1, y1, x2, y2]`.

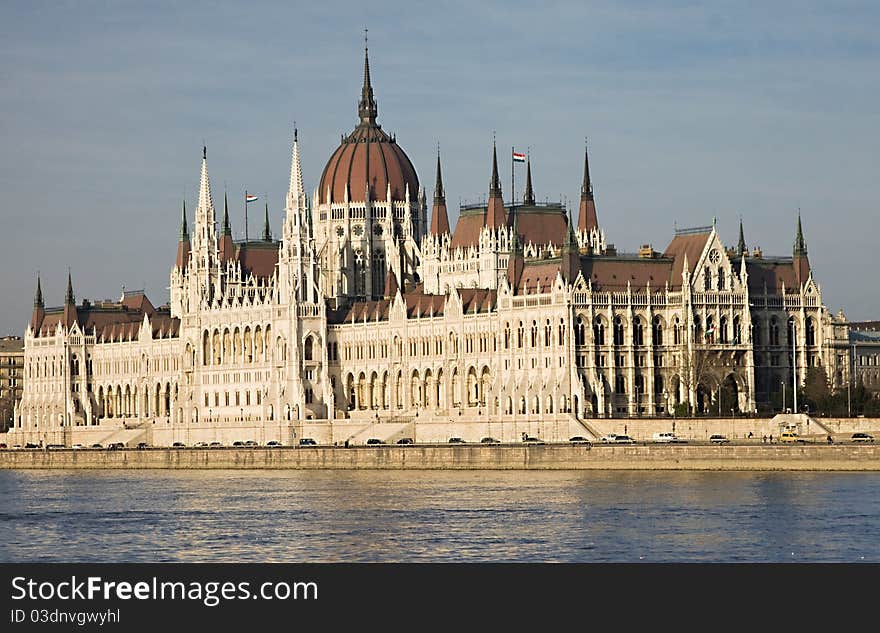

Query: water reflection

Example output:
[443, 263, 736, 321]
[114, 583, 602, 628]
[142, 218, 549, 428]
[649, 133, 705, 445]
[1, 470, 878, 562]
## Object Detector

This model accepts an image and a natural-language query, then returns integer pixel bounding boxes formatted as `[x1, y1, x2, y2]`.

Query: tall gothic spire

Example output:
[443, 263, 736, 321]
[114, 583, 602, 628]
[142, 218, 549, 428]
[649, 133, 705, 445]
[34, 274, 43, 308]
[287, 127, 306, 214]
[489, 140, 502, 198]
[30, 274, 45, 334]
[486, 140, 507, 229]
[430, 150, 450, 236]
[262, 203, 272, 241]
[221, 192, 232, 236]
[523, 156, 535, 205]
[177, 200, 191, 270]
[794, 212, 807, 255]
[358, 33, 378, 126]
[793, 212, 811, 286]
[179, 200, 189, 241]
[197, 146, 213, 214]
[737, 218, 746, 256]
[577, 140, 599, 233]
[65, 269, 75, 305]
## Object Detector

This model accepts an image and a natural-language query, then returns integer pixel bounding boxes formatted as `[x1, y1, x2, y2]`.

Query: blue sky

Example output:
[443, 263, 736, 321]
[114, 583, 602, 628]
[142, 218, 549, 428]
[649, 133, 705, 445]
[1, 0, 878, 333]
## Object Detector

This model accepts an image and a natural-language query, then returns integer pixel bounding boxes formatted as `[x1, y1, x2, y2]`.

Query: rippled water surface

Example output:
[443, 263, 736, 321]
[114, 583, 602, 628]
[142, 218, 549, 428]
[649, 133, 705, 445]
[1, 470, 879, 562]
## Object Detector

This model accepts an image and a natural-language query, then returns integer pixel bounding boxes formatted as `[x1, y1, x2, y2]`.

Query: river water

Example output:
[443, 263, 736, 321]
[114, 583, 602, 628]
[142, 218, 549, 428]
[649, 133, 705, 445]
[1, 470, 878, 562]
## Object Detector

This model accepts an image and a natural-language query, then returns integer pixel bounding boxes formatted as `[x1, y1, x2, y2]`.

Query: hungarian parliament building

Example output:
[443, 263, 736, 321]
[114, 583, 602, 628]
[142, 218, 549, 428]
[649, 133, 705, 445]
[8, 47, 859, 446]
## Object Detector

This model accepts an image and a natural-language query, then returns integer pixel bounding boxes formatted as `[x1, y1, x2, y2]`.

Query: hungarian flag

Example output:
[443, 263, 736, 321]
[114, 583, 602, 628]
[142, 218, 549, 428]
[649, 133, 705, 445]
[245, 194, 259, 204]
[512, 151, 526, 163]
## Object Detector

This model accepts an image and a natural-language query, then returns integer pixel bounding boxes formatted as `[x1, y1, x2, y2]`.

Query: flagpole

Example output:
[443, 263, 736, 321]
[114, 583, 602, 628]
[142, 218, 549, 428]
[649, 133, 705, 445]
[245, 189, 249, 242]
[511, 146, 515, 209]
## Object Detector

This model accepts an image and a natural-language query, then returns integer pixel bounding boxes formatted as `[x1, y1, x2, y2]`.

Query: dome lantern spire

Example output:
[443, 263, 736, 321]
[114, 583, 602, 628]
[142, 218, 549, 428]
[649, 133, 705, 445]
[358, 29, 378, 126]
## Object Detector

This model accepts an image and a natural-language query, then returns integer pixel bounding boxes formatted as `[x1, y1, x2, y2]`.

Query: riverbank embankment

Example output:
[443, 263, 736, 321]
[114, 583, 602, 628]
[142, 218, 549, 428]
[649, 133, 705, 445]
[2, 443, 879, 470]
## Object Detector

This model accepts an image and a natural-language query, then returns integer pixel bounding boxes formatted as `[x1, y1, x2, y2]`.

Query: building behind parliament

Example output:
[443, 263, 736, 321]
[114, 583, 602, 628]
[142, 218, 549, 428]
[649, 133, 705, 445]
[8, 46, 858, 446]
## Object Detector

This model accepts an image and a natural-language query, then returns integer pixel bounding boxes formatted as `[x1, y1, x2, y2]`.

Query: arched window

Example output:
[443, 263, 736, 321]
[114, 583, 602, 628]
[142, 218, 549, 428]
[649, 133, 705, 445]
[806, 318, 816, 347]
[558, 319, 565, 346]
[615, 374, 626, 395]
[576, 317, 585, 346]
[733, 316, 741, 344]
[717, 268, 725, 290]
[704, 266, 711, 291]
[517, 321, 524, 348]
[719, 316, 728, 343]
[544, 319, 552, 347]
[594, 317, 605, 346]
[706, 315, 715, 342]
[752, 318, 761, 346]
[652, 315, 663, 346]
[614, 316, 625, 346]
[633, 317, 644, 347]
[304, 336, 313, 361]
[504, 323, 511, 349]
[673, 317, 681, 345]
[770, 317, 779, 346]
[787, 316, 795, 346]
[694, 316, 702, 341]
[531, 321, 538, 347]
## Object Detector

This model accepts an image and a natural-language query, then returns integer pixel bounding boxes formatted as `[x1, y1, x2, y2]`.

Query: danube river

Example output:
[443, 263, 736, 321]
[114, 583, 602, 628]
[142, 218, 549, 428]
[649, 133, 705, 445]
[1, 470, 878, 562]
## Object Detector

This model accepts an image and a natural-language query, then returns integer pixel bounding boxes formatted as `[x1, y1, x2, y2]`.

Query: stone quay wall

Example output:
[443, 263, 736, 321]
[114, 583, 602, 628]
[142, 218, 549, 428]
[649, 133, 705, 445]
[2, 444, 880, 471]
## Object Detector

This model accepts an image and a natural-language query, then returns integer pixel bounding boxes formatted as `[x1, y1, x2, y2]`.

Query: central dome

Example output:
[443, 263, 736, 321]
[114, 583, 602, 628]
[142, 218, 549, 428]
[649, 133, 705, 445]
[317, 47, 419, 205]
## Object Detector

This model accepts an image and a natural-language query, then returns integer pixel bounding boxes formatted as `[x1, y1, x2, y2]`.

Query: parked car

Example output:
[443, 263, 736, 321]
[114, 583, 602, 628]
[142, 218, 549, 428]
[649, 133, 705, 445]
[90, 443, 103, 449]
[299, 438, 318, 447]
[480, 437, 500, 444]
[172, 441, 185, 448]
[779, 431, 803, 443]
[600, 434, 618, 443]
[243, 440, 258, 447]
[652, 432, 679, 443]
[365, 438, 385, 445]
[0, 443, 6, 449]
[25, 443, 39, 449]
[71, 444, 84, 450]
[232, 441, 245, 447]
[209, 442, 223, 447]
[569, 436, 592, 445]
[709, 434, 730, 444]
[107, 442, 125, 450]
[612, 435, 636, 444]
[193, 441, 208, 448]
[136, 442, 149, 449]
[522, 436, 545, 445]
[46, 444, 65, 450]
[266, 440, 283, 447]
[448, 437, 466, 444]
[851, 433, 875, 443]
[396, 438, 414, 445]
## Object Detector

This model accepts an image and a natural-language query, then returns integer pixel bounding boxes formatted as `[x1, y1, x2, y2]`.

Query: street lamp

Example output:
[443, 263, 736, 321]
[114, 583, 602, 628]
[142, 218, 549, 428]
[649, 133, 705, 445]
[780, 381, 786, 413]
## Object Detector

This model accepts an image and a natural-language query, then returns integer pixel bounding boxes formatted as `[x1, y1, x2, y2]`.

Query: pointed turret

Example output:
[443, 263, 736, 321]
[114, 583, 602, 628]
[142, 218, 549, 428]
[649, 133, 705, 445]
[523, 156, 535, 205]
[176, 200, 191, 270]
[219, 193, 235, 261]
[191, 145, 218, 263]
[429, 150, 450, 235]
[793, 212, 811, 286]
[485, 141, 507, 229]
[262, 202, 272, 241]
[577, 141, 599, 232]
[30, 275, 45, 334]
[286, 127, 307, 221]
[737, 218, 747, 256]
[63, 270, 77, 329]
[358, 38, 378, 126]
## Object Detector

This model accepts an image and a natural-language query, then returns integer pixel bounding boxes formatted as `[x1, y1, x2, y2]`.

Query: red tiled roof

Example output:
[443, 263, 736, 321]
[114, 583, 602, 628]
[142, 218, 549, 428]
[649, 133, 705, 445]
[515, 206, 568, 247]
[450, 208, 485, 249]
[662, 231, 710, 288]
[235, 242, 279, 279]
[745, 259, 800, 293]
[579, 257, 674, 291]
